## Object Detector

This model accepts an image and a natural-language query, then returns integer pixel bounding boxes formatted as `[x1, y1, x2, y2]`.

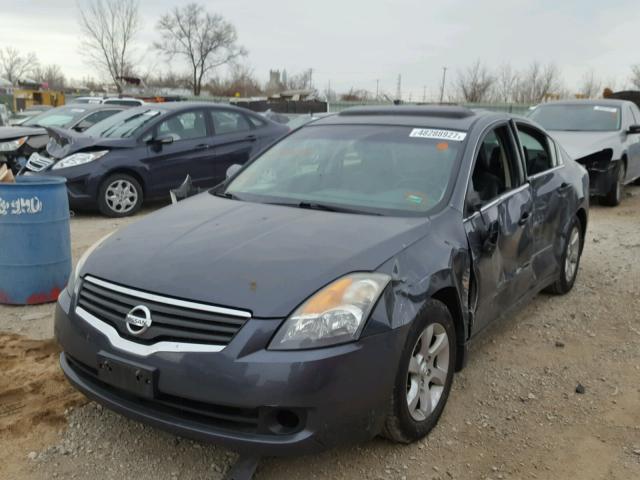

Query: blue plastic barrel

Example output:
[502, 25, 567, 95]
[0, 176, 71, 304]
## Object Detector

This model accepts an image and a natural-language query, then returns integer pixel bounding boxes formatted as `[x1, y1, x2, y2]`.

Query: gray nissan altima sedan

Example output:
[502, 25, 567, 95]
[55, 106, 589, 462]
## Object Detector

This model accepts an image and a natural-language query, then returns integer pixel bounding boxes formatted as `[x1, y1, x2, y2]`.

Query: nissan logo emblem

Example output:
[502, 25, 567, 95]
[125, 305, 152, 335]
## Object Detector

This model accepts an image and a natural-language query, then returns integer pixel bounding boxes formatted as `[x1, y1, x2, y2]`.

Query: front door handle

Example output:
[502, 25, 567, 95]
[518, 211, 531, 226]
[194, 143, 209, 150]
[245, 135, 257, 142]
[558, 182, 571, 192]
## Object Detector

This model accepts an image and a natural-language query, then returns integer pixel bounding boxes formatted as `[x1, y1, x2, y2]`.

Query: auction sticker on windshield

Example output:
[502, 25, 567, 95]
[409, 128, 467, 141]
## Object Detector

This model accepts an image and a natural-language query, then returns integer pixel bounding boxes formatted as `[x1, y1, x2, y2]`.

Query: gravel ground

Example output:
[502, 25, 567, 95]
[1, 191, 639, 480]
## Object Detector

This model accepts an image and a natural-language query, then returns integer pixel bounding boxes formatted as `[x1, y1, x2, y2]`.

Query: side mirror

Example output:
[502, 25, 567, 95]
[226, 164, 242, 179]
[627, 124, 640, 134]
[148, 134, 174, 152]
[73, 121, 92, 132]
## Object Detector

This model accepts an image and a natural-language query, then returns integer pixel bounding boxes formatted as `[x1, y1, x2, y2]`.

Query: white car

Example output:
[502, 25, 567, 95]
[73, 97, 145, 107]
[529, 99, 640, 206]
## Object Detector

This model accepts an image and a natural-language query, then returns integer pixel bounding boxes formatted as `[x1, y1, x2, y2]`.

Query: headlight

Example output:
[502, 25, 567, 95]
[269, 273, 390, 350]
[52, 150, 109, 170]
[67, 232, 115, 294]
[0, 136, 27, 152]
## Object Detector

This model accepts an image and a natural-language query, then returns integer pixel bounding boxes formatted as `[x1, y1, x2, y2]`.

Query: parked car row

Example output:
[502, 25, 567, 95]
[25, 102, 289, 216]
[55, 105, 589, 461]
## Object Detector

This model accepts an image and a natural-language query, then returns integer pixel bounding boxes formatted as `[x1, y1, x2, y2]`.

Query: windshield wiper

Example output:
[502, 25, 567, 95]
[212, 190, 240, 200]
[296, 201, 382, 215]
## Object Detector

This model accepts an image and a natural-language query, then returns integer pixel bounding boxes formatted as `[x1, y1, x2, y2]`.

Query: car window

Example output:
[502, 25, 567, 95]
[529, 104, 621, 131]
[226, 124, 464, 216]
[211, 110, 251, 134]
[157, 111, 207, 141]
[248, 115, 267, 128]
[21, 106, 88, 128]
[517, 126, 554, 176]
[84, 108, 163, 138]
[81, 109, 121, 127]
[467, 125, 521, 211]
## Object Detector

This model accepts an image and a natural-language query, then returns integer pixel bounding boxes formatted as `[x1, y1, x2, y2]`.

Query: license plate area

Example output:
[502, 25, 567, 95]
[96, 352, 157, 399]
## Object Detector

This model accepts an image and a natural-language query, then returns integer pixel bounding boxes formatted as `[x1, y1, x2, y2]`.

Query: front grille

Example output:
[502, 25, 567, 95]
[77, 276, 249, 346]
[26, 152, 54, 171]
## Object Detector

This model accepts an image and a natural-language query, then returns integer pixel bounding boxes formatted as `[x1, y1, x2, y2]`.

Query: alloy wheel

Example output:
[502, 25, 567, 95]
[105, 179, 138, 214]
[564, 226, 581, 283]
[406, 322, 450, 421]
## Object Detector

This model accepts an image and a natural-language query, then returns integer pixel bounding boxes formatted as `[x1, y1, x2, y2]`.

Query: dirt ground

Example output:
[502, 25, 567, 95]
[1, 191, 639, 480]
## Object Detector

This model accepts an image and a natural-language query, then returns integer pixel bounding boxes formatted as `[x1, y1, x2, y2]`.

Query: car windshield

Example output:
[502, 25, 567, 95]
[21, 106, 88, 128]
[224, 124, 464, 216]
[529, 104, 621, 131]
[84, 108, 162, 138]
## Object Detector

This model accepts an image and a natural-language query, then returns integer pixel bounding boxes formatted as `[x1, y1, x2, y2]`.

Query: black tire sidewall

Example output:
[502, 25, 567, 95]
[98, 174, 143, 218]
[392, 299, 456, 441]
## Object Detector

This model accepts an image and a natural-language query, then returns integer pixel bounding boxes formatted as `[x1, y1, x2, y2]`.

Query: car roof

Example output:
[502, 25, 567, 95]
[137, 101, 254, 113]
[64, 103, 126, 111]
[312, 105, 507, 130]
[536, 99, 632, 107]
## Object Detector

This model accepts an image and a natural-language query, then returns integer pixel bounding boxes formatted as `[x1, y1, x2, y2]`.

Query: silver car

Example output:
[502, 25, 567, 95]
[529, 99, 640, 206]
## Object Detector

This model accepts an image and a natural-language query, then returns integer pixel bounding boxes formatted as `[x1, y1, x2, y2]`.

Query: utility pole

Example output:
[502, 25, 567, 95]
[422, 85, 427, 103]
[375, 79, 379, 99]
[396, 74, 402, 102]
[439, 66, 448, 103]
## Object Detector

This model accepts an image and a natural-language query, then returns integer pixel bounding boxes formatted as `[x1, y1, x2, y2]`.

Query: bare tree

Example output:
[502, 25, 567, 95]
[493, 63, 518, 103]
[34, 64, 66, 90]
[207, 64, 263, 97]
[0, 46, 39, 84]
[155, 3, 247, 96]
[78, 0, 140, 94]
[631, 64, 640, 90]
[513, 62, 562, 103]
[579, 69, 602, 99]
[456, 60, 495, 103]
[285, 69, 313, 90]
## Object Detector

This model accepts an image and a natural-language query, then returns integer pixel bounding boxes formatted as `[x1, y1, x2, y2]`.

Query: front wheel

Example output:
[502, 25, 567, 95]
[382, 299, 456, 443]
[546, 216, 583, 295]
[602, 161, 625, 207]
[98, 174, 143, 217]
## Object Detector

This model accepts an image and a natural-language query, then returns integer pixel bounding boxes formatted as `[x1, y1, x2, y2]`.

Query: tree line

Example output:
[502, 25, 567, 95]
[1, 0, 640, 102]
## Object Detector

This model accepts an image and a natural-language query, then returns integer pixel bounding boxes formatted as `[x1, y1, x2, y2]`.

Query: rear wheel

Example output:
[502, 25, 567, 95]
[546, 216, 583, 295]
[602, 161, 625, 206]
[382, 299, 456, 443]
[98, 173, 143, 217]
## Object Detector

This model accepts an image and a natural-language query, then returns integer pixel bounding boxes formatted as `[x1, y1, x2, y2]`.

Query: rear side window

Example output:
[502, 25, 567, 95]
[516, 126, 554, 176]
[211, 110, 251, 134]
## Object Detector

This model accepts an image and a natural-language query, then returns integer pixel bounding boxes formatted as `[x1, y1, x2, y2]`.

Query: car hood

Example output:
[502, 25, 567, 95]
[0, 125, 46, 140]
[46, 127, 136, 159]
[550, 130, 623, 160]
[83, 193, 431, 318]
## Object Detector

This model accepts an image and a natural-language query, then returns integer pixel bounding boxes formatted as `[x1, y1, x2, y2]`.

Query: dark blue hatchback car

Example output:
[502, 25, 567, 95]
[27, 102, 288, 216]
[55, 106, 589, 461]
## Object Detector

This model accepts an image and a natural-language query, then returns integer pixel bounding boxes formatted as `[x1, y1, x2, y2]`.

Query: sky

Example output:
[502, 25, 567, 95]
[1, 0, 639, 100]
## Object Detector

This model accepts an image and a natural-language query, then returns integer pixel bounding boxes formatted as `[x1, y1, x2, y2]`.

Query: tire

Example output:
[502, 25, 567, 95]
[601, 161, 625, 207]
[98, 173, 143, 218]
[546, 216, 583, 295]
[382, 299, 456, 443]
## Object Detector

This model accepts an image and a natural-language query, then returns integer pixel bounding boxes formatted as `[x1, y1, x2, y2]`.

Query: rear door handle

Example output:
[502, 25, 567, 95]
[558, 182, 571, 192]
[245, 135, 257, 142]
[194, 143, 209, 150]
[518, 211, 531, 225]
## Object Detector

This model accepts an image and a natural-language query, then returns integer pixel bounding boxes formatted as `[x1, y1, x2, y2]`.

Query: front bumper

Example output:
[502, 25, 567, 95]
[580, 160, 618, 197]
[55, 288, 405, 456]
